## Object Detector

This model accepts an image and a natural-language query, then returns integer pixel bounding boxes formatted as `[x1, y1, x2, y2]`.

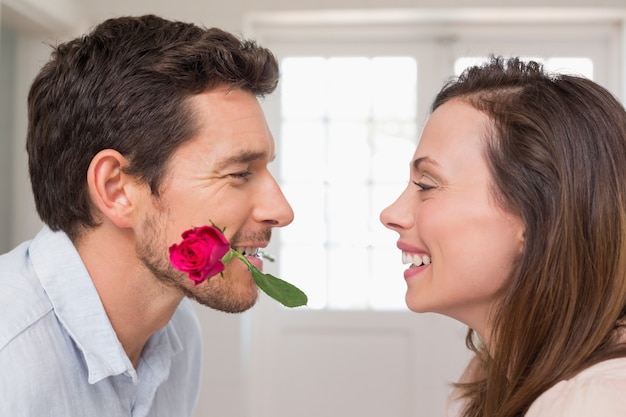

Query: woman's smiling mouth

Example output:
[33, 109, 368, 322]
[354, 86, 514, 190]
[402, 251, 431, 267]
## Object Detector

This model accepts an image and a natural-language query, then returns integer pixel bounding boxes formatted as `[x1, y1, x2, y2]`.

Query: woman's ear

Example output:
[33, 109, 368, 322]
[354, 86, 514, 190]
[87, 149, 142, 229]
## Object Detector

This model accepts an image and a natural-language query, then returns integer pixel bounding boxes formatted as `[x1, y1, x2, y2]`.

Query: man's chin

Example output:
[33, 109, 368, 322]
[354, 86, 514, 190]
[187, 269, 259, 313]
[191, 288, 259, 313]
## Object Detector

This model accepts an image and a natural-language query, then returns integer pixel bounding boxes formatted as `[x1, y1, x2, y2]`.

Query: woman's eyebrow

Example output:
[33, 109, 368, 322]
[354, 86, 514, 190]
[413, 156, 439, 171]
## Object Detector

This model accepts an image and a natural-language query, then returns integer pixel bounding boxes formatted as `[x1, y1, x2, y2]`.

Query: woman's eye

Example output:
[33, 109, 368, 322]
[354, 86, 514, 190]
[412, 181, 435, 191]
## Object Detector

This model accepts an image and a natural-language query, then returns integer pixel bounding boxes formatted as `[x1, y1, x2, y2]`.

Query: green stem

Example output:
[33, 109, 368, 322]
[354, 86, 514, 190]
[229, 249, 255, 270]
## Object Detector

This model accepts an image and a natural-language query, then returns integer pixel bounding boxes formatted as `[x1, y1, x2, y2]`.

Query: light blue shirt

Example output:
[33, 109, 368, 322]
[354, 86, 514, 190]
[0, 226, 202, 416]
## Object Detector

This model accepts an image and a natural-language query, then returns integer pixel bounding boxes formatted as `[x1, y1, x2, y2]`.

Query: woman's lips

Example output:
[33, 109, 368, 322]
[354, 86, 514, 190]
[403, 263, 429, 280]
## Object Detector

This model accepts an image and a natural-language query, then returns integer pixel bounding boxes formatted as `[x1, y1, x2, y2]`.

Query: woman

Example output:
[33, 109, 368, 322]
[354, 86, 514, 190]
[380, 56, 626, 416]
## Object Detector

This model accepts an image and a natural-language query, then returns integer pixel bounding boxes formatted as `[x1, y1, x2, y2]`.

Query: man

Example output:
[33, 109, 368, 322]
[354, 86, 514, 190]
[0, 14, 294, 416]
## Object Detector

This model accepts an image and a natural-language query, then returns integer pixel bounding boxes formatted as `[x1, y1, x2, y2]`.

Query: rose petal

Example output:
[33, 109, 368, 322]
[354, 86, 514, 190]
[169, 225, 231, 285]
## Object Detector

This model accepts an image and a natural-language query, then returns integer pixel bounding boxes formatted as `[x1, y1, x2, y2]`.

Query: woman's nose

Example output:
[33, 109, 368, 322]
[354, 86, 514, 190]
[380, 187, 414, 232]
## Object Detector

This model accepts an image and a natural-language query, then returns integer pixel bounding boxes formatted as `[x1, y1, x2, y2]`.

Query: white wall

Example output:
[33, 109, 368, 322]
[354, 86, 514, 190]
[1, 0, 88, 251]
[0, 22, 13, 254]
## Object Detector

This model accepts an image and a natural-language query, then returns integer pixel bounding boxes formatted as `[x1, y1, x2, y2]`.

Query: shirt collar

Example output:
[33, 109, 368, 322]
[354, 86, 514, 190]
[29, 226, 133, 383]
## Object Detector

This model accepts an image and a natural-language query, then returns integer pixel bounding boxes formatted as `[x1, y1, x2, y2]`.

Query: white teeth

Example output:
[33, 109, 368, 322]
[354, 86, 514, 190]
[402, 252, 412, 264]
[236, 247, 259, 256]
[402, 251, 431, 266]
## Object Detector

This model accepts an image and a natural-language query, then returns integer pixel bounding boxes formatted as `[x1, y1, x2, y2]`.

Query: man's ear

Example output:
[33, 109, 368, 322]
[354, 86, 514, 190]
[87, 149, 142, 229]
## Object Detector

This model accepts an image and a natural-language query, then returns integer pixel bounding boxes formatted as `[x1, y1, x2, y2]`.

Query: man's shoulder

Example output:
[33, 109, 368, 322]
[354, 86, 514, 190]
[0, 240, 53, 351]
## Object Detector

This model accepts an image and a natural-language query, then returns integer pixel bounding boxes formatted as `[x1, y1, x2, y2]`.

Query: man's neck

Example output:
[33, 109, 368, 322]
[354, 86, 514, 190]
[75, 227, 183, 367]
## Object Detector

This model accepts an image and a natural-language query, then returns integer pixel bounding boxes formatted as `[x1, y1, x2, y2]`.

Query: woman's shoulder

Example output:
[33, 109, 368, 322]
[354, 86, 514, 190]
[525, 358, 626, 416]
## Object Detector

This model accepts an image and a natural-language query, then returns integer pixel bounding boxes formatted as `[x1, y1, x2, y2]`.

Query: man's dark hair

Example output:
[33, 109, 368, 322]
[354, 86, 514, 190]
[27, 14, 279, 240]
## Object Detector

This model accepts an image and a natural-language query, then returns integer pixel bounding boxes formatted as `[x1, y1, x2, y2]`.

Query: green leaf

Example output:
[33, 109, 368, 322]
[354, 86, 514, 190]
[224, 249, 308, 308]
[251, 269, 308, 308]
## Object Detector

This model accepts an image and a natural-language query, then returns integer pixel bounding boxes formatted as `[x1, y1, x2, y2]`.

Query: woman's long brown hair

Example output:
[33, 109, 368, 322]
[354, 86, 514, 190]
[433, 56, 626, 417]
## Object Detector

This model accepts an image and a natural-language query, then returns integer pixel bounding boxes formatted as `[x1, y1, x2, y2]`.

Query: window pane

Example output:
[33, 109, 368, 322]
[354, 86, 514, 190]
[281, 121, 327, 181]
[327, 121, 370, 181]
[280, 245, 328, 309]
[454, 57, 486, 75]
[371, 57, 417, 120]
[281, 183, 326, 245]
[327, 184, 369, 244]
[281, 57, 327, 120]
[279, 56, 417, 311]
[370, 247, 407, 310]
[327, 57, 372, 121]
[371, 126, 416, 182]
[545, 57, 593, 79]
[327, 245, 369, 309]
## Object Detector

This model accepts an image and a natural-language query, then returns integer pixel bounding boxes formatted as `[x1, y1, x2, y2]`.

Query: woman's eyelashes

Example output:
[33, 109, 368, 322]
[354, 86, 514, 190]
[413, 181, 434, 191]
[413, 175, 437, 191]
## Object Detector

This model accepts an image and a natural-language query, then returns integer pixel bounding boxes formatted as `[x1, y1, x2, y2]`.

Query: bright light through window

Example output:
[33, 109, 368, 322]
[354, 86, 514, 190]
[278, 54, 595, 311]
[279, 56, 418, 310]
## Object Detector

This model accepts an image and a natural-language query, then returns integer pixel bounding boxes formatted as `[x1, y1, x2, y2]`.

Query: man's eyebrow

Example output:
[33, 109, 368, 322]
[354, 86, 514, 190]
[217, 150, 271, 168]
[413, 156, 439, 170]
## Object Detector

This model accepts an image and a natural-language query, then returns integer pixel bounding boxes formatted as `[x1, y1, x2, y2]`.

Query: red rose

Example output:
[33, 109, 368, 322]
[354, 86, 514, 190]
[169, 225, 231, 286]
